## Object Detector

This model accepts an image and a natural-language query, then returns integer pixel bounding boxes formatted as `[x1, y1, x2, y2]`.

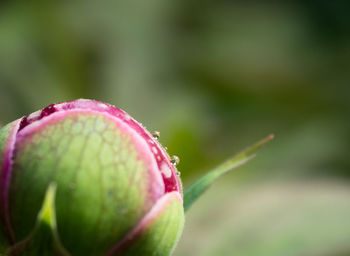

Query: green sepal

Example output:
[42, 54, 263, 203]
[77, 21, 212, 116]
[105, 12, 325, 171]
[0, 121, 19, 251]
[184, 134, 274, 212]
[8, 183, 70, 256]
[108, 192, 184, 256]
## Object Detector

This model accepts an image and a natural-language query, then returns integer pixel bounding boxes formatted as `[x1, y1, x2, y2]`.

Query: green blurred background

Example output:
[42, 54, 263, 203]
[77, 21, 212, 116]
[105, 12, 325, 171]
[1, 1, 350, 255]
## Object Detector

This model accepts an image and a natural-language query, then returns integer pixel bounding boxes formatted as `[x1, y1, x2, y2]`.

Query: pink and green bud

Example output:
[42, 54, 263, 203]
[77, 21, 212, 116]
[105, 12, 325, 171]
[0, 99, 184, 255]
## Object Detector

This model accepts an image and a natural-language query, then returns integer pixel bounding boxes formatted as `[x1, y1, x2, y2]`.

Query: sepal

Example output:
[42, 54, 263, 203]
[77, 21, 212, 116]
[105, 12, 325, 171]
[106, 192, 184, 256]
[8, 183, 70, 256]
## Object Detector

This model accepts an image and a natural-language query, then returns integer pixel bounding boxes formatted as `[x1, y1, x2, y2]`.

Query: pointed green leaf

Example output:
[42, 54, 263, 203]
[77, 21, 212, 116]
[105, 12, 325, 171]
[184, 134, 274, 212]
[38, 183, 57, 229]
[8, 183, 70, 256]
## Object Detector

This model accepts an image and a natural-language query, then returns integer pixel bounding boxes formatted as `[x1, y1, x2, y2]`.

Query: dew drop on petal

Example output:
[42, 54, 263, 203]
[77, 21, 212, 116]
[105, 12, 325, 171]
[152, 146, 158, 154]
[98, 103, 108, 109]
[152, 131, 160, 140]
[170, 155, 180, 166]
[161, 163, 172, 178]
[27, 111, 41, 121]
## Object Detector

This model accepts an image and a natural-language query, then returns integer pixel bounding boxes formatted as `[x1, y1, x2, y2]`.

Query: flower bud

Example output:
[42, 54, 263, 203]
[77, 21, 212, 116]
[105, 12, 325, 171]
[0, 99, 184, 255]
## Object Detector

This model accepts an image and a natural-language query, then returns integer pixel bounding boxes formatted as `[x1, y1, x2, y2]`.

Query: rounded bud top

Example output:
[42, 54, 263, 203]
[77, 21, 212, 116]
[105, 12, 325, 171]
[0, 99, 184, 255]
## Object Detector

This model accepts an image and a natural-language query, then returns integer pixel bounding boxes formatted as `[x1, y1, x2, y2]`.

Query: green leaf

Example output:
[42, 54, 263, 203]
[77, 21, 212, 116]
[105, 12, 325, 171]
[184, 134, 274, 212]
[37, 183, 58, 230]
[8, 183, 70, 256]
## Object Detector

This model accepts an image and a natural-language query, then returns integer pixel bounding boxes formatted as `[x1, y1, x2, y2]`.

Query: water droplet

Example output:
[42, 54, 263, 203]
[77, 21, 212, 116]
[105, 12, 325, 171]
[164, 146, 168, 151]
[161, 163, 172, 178]
[170, 155, 180, 166]
[152, 131, 160, 140]
[152, 146, 158, 154]
[176, 170, 181, 176]
[98, 103, 108, 109]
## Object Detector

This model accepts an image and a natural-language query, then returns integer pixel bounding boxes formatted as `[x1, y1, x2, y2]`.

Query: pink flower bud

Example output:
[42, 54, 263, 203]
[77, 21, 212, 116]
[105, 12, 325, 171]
[0, 99, 184, 255]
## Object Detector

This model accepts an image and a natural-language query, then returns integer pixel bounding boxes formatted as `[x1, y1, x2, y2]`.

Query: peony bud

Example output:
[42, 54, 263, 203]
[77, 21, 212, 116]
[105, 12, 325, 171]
[0, 99, 184, 255]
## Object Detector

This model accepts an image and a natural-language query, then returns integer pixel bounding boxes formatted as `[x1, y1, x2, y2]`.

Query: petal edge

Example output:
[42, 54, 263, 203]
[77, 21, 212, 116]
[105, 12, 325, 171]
[105, 191, 184, 256]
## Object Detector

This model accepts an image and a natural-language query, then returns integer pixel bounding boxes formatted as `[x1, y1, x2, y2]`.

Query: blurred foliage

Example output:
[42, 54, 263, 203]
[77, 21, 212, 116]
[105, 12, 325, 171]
[178, 179, 350, 256]
[0, 1, 349, 255]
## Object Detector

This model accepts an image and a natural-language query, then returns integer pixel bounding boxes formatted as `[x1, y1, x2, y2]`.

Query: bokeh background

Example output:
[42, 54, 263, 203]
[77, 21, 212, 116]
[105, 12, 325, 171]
[1, 1, 350, 255]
